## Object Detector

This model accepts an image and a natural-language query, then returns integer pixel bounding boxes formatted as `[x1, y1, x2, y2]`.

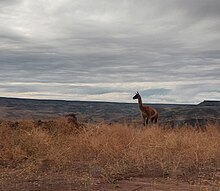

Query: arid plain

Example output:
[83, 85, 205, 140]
[0, 97, 220, 191]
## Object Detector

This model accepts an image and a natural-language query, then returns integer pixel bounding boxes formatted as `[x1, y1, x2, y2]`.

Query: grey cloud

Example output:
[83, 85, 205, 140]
[0, 0, 219, 103]
[175, 0, 220, 19]
[141, 89, 171, 97]
[0, 0, 20, 7]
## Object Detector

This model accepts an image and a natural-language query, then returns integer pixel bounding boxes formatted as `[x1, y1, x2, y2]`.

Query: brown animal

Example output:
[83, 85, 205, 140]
[133, 92, 158, 126]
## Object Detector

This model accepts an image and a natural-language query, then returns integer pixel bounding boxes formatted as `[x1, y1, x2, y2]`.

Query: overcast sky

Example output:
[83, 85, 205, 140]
[0, 0, 219, 103]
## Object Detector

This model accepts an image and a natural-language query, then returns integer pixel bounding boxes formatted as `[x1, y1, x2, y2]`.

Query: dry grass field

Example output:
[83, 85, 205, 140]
[0, 119, 220, 190]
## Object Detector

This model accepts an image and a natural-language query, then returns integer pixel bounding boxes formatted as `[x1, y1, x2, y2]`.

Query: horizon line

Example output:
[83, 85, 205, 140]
[0, 96, 218, 105]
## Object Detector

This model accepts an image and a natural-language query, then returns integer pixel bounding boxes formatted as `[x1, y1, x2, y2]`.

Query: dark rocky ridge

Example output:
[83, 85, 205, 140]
[0, 97, 219, 126]
[198, 100, 220, 106]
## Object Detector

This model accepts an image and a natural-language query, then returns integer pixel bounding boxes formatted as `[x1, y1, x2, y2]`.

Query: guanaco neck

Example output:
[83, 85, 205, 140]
[137, 95, 144, 110]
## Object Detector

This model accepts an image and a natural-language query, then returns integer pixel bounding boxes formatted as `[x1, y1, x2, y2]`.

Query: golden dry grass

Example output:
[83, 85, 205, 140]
[0, 120, 220, 187]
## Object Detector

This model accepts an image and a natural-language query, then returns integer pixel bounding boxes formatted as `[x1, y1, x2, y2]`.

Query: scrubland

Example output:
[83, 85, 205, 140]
[0, 119, 220, 190]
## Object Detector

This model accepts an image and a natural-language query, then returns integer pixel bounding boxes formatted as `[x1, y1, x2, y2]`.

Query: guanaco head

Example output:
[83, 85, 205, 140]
[133, 92, 140, 100]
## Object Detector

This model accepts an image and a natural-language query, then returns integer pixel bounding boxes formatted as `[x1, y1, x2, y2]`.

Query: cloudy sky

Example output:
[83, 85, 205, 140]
[0, 0, 219, 103]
